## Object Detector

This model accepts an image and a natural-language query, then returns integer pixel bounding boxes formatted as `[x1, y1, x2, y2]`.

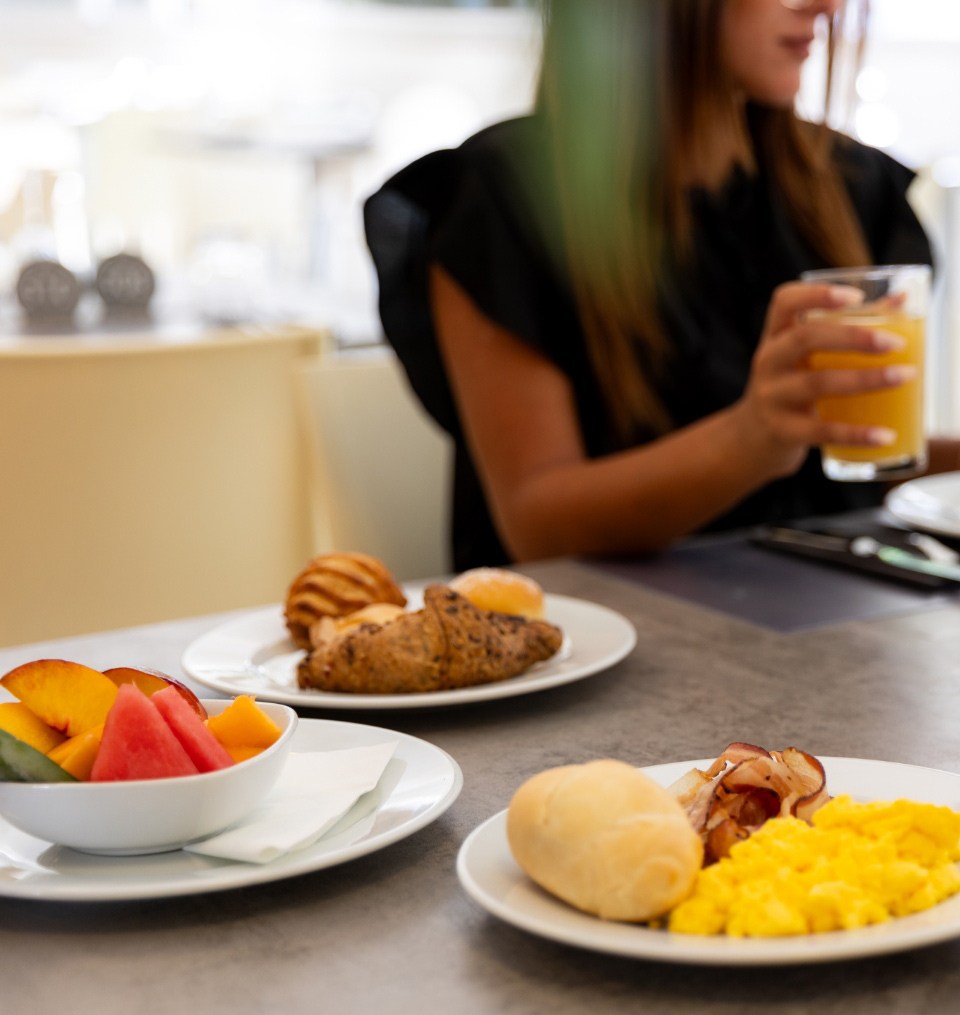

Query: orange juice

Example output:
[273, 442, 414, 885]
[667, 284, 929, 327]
[809, 311, 925, 478]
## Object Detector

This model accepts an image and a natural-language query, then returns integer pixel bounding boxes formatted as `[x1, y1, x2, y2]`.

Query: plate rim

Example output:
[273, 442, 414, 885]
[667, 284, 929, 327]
[885, 470, 960, 538]
[456, 756, 960, 966]
[0, 717, 463, 902]
[180, 592, 637, 711]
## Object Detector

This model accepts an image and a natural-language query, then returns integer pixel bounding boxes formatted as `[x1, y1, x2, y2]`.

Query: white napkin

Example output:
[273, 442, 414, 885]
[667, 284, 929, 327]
[184, 740, 399, 864]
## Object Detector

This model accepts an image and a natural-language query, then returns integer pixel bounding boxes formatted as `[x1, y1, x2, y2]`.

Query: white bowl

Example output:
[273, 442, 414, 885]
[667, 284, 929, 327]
[0, 699, 297, 855]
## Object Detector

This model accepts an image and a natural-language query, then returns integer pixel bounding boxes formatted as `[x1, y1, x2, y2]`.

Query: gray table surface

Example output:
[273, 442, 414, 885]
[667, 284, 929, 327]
[2, 551, 960, 1015]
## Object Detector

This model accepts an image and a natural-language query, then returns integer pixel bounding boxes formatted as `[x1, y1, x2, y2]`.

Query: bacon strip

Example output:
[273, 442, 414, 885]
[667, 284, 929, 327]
[667, 742, 831, 864]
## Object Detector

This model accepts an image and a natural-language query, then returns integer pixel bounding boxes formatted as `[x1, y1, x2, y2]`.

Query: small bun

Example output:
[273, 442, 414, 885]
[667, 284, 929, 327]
[448, 567, 544, 619]
[506, 759, 702, 922]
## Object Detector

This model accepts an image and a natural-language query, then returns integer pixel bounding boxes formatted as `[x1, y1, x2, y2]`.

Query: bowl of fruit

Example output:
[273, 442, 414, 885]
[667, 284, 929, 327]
[0, 659, 298, 854]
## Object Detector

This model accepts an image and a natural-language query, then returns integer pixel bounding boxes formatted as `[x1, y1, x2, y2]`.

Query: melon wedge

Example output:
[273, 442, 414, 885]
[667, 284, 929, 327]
[90, 684, 199, 782]
[152, 686, 233, 773]
[205, 695, 282, 758]
[221, 745, 264, 765]
[0, 729, 77, 783]
[47, 723, 104, 781]
[103, 666, 208, 720]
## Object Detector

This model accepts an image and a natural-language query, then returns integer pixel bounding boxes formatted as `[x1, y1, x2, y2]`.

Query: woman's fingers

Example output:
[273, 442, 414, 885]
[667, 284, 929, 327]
[758, 320, 904, 374]
[742, 279, 915, 467]
[762, 281, 863, 336]
[771, 411, 897, 450]
[759, 361, 917, 409]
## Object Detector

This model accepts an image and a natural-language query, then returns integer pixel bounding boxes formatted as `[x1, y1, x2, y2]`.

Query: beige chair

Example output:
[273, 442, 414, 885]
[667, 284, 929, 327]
[295, 347, 453, 582]
[908, 165, 960, 431]
[0, 326, 323, 647]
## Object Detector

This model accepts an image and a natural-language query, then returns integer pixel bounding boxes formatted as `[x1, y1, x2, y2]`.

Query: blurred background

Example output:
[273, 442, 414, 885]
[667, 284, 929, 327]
[2, 0, 960, 644]
[0, 0, 542, 342]
[1, 0, 958, 352]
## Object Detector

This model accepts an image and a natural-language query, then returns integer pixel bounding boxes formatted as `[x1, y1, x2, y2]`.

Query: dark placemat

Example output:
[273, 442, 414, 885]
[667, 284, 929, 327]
[587, 528, 957, 633]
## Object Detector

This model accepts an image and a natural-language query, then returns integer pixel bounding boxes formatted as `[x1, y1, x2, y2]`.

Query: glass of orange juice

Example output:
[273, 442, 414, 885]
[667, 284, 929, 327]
[800, 264, 930, 482]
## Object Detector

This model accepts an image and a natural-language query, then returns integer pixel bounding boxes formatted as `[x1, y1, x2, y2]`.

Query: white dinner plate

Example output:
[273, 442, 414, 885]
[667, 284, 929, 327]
[181, 591, 636, 710]
[457, 757, 960, 966]
[885, 471, 960, 538]
[0, 718, 462, 901]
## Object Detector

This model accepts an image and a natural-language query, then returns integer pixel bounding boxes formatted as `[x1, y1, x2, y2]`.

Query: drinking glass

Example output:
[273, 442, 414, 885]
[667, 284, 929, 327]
[801, 264, 930, 482]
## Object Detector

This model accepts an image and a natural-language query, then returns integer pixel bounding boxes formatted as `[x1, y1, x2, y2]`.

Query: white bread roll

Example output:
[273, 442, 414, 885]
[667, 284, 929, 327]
[506, 759, 703, 922]
[448, 568, 544, 619]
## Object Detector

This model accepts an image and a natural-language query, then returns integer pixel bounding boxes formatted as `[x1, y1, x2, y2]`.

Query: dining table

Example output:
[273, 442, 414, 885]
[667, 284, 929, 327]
[3, 512, 960, 1014]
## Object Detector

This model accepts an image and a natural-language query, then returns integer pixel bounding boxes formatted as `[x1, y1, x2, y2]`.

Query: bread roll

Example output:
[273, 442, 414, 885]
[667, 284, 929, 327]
[506, 759, 703, 922]
[448, 567, 544, 619]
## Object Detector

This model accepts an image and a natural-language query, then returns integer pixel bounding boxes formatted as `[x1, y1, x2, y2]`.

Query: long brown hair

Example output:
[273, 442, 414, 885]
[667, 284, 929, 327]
[536, 0, 873, 441]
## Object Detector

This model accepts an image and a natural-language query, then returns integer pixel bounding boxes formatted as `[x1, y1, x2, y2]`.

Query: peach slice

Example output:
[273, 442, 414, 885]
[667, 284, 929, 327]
[0, 701, 66, 754]
[0, 659, 118, 737]
[103, 667, 208, 720]
[47, 723, 104, 781]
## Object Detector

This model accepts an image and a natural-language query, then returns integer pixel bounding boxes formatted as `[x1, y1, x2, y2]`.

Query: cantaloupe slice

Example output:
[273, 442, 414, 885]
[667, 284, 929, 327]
[205, 695, 281, 757]
[90, 684, 198, 781]
[152, 686, 233, 773]
[47, 723, 104, 781]
[221, 745, 263, 765]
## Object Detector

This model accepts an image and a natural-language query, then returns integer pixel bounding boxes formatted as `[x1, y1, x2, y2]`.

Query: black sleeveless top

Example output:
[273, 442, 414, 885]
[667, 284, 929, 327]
[364, 116, 932, 569]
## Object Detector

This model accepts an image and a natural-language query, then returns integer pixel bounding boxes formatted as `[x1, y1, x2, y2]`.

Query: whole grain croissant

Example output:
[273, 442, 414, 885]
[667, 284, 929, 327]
[297, 585, 564, 694]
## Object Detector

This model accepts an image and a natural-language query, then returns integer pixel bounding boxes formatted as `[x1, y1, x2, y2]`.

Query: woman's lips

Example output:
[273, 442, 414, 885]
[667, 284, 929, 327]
[781, 36, 814, 59]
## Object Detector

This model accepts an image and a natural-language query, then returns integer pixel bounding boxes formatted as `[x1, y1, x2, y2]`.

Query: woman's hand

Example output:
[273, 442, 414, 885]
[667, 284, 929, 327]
[734, 281, 914, 479]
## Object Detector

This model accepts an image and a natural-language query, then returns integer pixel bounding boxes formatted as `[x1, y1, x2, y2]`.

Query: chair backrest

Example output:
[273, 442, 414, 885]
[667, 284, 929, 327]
[294, 347, 453, 582]
[0, 326, 323, 647]
[909, 162, 960, 429]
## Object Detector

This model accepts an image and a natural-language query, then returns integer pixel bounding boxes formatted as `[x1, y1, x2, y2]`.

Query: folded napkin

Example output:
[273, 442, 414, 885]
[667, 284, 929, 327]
[184, 740, 399, 864]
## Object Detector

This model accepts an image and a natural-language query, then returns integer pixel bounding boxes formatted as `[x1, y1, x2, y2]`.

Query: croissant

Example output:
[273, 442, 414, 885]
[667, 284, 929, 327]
[284, 552, 407, 651]
[297, 585, 564, 694]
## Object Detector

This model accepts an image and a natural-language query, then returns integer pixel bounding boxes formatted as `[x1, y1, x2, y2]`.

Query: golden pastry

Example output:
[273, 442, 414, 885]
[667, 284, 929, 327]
[284, 552, 406, 651]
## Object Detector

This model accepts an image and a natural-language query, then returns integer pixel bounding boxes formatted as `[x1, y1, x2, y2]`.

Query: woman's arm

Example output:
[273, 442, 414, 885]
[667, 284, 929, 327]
[431, 264, 917, 560]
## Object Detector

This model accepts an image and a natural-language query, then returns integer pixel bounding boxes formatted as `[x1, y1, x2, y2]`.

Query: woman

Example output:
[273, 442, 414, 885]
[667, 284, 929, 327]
[365, 0, 953, 569]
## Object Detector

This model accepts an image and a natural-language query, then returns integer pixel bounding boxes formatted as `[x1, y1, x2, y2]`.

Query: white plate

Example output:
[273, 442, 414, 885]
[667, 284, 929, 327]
[181, 592, 636, 710]
[885, 471, 960, 537]
[0, 718, 462, 901]
[457, 757, 960, 966]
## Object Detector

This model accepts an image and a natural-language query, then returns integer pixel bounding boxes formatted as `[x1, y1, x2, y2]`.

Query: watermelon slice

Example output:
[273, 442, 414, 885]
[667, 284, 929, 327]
[90, 684, 199, 781]
[152, 686, 234, 773]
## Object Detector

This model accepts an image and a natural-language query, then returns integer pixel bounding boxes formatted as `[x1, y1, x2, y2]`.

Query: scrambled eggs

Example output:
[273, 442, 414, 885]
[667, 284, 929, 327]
[668, 795, 960, 937]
